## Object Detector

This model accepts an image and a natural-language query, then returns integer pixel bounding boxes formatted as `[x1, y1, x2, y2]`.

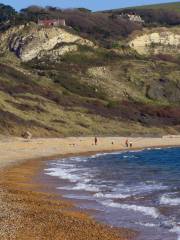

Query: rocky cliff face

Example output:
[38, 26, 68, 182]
[129, 28, 180, 55]
[0, 23, 94, 62]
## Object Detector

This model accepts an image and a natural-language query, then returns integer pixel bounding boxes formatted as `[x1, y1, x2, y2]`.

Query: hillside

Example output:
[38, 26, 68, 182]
[0, 22, 180, 137]
[108, 2, 180, 13]
[104, 1, 180, 27]
[127, 2, 180, 13]
[0, 4, 180, 137]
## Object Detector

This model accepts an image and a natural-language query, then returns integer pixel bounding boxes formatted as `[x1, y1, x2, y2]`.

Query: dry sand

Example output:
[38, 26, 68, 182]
[0, 135, 180, 168]
[0, 135, 180, 240]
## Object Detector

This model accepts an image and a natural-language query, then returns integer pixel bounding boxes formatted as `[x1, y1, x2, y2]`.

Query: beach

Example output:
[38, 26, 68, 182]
[1, 135, 180, 239]
[1, 135, 180, 168]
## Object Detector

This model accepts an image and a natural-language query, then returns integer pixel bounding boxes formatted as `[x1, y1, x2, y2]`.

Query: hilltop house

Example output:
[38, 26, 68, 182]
[38, 19, 66, 27]
[119, 13, 144, 23]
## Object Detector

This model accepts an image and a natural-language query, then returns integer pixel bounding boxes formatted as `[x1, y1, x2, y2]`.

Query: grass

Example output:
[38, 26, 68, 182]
[130, 2, 180, 13]
[1, 34, 180, 137]
[108, 2, 180, 13]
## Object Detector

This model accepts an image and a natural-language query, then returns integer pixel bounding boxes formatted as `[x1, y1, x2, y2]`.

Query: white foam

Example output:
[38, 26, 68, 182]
[112, 182, 168, 197]
[160, 194, 180, 206]
[44, 167, 81, 182]
[136, 222, 157, 228]
[90, 151, 122, 159]
[94, 192, 131, 199]
[94, 182, 168, 201]
[129, 149, 144, 153]
[68, 156, 88, 162]
[90, 153, 110, 159]
[170, 224, 180, 240]
[101, 200, 160, 218]
[71, 182, 100, 192]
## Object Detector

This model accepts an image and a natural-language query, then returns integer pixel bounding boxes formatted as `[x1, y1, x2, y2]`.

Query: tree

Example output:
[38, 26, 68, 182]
[20, 5, 48, 21]
[0, 4, 16, 22]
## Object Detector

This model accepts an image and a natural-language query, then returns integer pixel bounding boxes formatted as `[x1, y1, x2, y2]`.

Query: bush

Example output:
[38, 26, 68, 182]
[106, 100, 119, 108]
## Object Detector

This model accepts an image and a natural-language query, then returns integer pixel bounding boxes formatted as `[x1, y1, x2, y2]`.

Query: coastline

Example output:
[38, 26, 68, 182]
[0, 152, 137, 240]
[1, 135, 180, 169]
[1, 135, 180, 239]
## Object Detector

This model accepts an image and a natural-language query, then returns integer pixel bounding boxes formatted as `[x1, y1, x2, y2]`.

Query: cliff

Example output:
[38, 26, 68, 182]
[128, 27, 180, 55]
[0, 23, 94, 62]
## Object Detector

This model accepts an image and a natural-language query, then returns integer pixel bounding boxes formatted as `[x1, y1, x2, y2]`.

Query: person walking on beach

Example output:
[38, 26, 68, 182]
[129, 141, 133, 148]
[95, 136, 98, 145]
[125, 139, 129, 148]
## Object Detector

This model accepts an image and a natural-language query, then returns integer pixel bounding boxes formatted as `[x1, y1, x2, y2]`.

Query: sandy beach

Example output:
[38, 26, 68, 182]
[1, 135, 180, 168]
[1, 135, 180, 240]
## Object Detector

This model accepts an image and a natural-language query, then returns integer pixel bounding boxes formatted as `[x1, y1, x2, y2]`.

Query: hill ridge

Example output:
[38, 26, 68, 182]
[103, 1, 180, 13]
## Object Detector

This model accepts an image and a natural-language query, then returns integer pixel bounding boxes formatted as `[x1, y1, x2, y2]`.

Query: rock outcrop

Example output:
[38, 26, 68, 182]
[0, 23, 94, 62]
[129, 27, 180, 55]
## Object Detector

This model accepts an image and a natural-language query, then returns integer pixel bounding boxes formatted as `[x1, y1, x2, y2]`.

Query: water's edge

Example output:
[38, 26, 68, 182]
[43, 147, 180, 240]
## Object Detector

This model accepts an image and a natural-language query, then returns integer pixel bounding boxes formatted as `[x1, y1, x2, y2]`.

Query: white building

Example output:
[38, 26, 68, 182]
[119, 13, 144, 23]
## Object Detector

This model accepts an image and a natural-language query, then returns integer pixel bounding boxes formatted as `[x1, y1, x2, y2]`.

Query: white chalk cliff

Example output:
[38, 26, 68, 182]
[0, 23, 94, 62]
[129, 28, 180, 55]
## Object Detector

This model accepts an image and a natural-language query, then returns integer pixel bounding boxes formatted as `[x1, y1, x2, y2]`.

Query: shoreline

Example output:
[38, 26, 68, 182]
[0, 152, 137, 240]
[1, 136, 180, 239]
[1, 135, 180, 169]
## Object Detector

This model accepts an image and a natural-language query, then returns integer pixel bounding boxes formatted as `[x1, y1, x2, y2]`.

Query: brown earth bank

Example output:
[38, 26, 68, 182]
[0, 157, 137, 240]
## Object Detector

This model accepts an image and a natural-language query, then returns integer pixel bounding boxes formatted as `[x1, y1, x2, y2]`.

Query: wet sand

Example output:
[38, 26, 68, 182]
[1, 135, 180, 239]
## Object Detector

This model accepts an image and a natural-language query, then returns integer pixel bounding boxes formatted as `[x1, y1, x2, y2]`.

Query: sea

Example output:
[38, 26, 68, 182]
[44, 147, 180, 240]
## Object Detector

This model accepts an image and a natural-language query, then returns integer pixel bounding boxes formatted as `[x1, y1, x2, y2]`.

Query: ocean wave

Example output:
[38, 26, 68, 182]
[135, 222, 157, 228]
[94, 192, 131, 199]
[170, 224, 180, 240]
[68, 156, 88, 162]
[90, 151, 123, 159]
[128, 149, 144, 153]
[71, 182, 100, 192]
[101, 200, 160, 218]
[111, 182, 168, 197]
[44, 167, 82, 182]
[160, 193, 180, 206]
[72, 181, 168, 200]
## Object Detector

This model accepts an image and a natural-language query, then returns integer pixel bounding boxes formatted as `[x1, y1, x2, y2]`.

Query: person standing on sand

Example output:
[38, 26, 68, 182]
[129, 141, 133, 148]
[125, 139, 129, 147]
[22, 131, 32, 141]
[95, 136, 98, 145]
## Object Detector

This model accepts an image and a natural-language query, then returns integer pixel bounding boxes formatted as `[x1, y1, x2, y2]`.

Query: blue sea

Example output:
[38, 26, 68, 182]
[44, 148, 180, 240]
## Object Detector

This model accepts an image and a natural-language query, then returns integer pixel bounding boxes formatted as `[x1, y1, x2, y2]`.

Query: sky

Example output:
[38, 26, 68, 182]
[0, 0, 177, 11]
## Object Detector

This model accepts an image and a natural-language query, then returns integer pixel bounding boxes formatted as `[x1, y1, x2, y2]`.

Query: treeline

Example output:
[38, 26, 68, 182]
[0, 4, 142, 46]
[0, 3, 180, 46]
[0, 4, 16, 21]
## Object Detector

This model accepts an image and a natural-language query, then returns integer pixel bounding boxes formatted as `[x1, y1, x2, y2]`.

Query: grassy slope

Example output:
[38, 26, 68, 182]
[108, 2, 180, 13]
[129, 2, 180, 12]
[0, 59, 151, 137]
[1, 44, 180, 137]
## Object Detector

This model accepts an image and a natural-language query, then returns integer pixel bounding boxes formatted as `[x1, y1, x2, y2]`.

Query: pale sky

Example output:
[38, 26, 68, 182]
[0, 0, 177, 11]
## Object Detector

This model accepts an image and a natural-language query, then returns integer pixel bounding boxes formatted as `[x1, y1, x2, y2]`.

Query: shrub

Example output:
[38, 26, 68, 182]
[106, 100, 119, 108]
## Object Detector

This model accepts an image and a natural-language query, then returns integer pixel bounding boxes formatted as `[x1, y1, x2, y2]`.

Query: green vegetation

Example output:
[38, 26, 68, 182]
[0, 45, 180, 137]
[107, 2, 180, 13]
[129, 2, 180, 13]
[105, 2, 180, 27]
[0, 3, 179, 137]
